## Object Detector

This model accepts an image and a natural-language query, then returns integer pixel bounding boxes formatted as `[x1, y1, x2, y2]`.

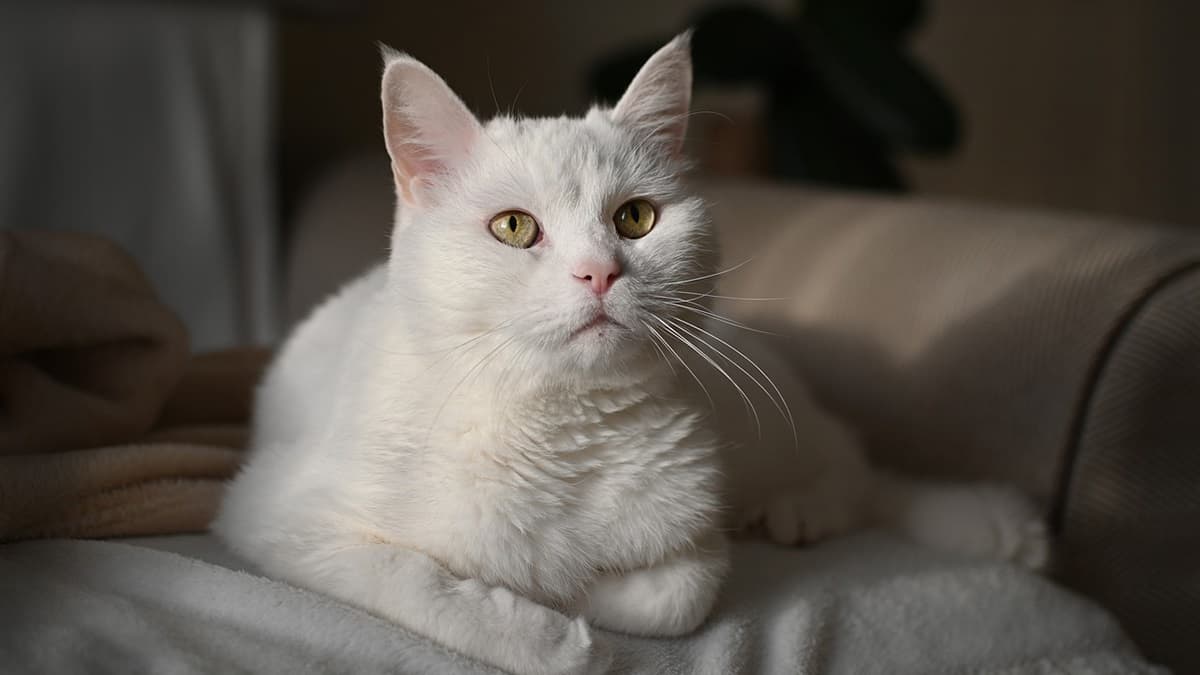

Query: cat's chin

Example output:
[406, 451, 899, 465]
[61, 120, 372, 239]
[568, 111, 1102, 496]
[555, 326, 659, 375]
[568, 315, 629, 344]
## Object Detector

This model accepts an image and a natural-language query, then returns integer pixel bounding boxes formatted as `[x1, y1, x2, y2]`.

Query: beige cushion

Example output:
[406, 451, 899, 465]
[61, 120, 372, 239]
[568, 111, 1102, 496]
[702, 180, 1195, 494]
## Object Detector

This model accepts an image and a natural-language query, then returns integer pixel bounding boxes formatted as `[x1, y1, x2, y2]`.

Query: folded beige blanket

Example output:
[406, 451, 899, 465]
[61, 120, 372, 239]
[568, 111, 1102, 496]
[0, 230, 270, 541]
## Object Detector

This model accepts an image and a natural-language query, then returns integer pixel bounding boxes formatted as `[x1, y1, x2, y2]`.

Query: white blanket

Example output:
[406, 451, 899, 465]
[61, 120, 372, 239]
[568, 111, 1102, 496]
[0, 533, 1165, 674]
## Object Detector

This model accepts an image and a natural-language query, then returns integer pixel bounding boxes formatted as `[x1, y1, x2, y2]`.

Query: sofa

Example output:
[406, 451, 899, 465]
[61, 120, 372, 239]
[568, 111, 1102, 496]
[1, 154, 1193, 673]
[285, 153, 1199, 673]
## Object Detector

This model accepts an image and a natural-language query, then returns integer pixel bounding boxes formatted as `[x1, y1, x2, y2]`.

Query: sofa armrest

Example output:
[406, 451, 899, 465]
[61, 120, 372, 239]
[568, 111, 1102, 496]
[1060, 264, 1200, 672]
[701, 180, 1200, 670]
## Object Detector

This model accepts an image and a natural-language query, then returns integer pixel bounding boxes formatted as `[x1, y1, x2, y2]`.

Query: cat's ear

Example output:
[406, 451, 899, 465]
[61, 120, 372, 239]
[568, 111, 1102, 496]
[380, 47, 483, 206]
[611, 31, 693, 155]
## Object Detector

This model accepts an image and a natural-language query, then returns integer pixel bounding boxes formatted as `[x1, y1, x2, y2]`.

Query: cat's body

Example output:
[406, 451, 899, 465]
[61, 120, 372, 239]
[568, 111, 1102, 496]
[214, 34, 1047, 675]
[222, 263, 724, 611]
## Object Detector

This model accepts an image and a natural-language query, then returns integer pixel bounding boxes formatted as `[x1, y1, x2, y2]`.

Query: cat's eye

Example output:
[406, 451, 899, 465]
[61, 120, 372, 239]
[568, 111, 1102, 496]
[488, 211, 540, 249]
[613, 199, 657, 239]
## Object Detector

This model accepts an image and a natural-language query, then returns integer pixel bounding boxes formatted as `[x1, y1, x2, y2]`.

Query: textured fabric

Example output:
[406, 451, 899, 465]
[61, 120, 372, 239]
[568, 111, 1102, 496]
[0, 230, 268, 540]
[155, 347, 271, 430]
[1058, 267, 1200, 674]
[0, 344, 266, 541]
[0, 445, 239, 541]
[0, 342, 267, 540]
[0, 230, 268, 539]
[0, 230, 189, 454]
[0, 534, 1166, 674]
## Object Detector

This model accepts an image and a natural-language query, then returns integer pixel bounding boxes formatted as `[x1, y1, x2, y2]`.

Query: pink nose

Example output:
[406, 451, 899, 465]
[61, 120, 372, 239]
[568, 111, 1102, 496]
[572, 259, 622, 296]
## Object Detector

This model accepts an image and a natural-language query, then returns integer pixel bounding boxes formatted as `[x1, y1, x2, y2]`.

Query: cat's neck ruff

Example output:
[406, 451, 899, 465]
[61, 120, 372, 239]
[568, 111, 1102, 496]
[355, 321, 690, 470]
[406, 331, 672, 405]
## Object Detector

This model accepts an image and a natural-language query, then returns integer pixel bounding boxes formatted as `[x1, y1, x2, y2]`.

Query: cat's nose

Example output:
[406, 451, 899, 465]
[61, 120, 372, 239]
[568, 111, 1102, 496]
[572, 258, 622, 296]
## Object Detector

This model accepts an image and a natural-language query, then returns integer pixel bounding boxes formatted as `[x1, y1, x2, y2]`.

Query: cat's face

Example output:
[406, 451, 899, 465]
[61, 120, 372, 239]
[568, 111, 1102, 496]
[381, 34, 715, 377]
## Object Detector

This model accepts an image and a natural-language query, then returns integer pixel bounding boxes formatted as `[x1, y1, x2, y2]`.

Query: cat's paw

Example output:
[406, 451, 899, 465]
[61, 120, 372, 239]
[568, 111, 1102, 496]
[455, 581, 611, 674]
[569, 617, 613, 675]
[746, 487, 860, 546]
[901, 484, 1052, 570]
[969, 486, 1050, 570]
[1010, 517, 1051, 570]
[536, 616, 611, 675]
[582, 538, 727, 637]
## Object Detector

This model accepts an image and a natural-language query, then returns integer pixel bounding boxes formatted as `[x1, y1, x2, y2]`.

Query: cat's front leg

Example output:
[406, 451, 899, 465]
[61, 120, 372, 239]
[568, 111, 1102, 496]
[294, 540, 610, 675]
[579, 532, 729, 637]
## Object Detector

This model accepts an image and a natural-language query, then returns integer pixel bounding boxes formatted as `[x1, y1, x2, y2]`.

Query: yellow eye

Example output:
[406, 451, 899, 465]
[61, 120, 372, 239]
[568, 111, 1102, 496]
[613, 199, 657, 239]
[489, 210, 540, 248]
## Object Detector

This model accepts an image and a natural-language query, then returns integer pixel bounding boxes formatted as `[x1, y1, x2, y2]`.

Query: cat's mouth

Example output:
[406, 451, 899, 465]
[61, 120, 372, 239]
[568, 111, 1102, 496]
[571, 312, 626, 339]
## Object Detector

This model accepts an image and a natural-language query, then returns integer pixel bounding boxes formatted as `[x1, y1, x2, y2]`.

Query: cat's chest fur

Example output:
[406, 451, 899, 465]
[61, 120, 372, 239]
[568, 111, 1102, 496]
[287, 276, 725, 606]
[347, 375, 719, 605]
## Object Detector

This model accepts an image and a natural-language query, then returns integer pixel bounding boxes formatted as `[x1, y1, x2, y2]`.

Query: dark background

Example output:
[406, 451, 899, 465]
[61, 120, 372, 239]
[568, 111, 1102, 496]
[278, 0, 1200, 228]
[2, 0, 1197, 347]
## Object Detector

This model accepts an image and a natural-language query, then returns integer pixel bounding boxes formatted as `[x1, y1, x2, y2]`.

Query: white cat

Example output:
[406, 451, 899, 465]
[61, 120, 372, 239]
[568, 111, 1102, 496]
[213, 33, 1048, 675]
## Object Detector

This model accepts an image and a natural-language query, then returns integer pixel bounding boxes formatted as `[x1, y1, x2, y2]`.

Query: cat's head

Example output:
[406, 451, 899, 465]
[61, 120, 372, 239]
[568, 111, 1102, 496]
[379, 34, 715, 379]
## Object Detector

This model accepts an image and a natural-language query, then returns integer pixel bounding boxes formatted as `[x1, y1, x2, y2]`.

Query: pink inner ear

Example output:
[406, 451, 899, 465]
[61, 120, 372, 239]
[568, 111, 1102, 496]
[611, 33, 693, 155]
[381, 57, 482, 205]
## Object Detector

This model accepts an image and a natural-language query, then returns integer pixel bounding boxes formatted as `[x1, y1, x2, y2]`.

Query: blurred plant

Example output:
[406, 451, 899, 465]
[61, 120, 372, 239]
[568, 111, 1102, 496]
[589, 0, 960, 191]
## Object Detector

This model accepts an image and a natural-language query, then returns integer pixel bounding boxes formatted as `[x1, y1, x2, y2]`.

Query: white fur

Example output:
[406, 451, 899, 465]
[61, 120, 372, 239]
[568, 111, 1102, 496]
[214, 33, 1047, 675]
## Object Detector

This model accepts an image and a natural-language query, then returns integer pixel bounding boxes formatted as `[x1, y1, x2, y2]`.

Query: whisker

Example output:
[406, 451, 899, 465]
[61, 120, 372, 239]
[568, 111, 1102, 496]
[656, 299, 779, 336]
[674, 291, 790, 302]
[482, 127, 518, 166]
[661, 288, 719, 304]
[424, 333, 517, 444]
[508, 79, 528, 116]
[476, 59, 518, 164]
[655, 316, 761, 438]
[486, 56, 501, 117]
[436, 329, 509, 357]
[665, 258, 754, 287]
[363, 308, 540, 382]
[686, 109, 736, 125]
[626, 109, 735, 157]
[627, 113, 687, 158]
[642, 323, 677, 376]
[422, 311, 540, 368]
[670, 316, 798, 450]
[644, 320, 713, 410]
